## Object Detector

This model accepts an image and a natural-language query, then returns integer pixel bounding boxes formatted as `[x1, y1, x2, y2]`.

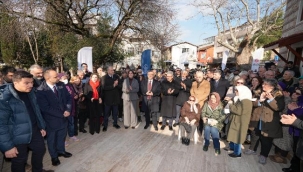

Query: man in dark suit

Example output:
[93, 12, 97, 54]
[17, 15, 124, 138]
[141, 71, 161, 130]
[210, 69, 229, 100]
[174, 70, 192, 127]
[36, 69, 73, 166]
[102, 66, 121, 131]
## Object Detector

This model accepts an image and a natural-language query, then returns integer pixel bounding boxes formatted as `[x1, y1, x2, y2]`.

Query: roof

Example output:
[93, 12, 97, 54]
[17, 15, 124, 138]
[198, 43, 214, 50]
[263, 32, 303, 50]
[168, 42, 197, 48]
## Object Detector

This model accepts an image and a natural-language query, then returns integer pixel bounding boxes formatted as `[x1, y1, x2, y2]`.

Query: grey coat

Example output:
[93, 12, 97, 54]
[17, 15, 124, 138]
[122, 78, 139, 101]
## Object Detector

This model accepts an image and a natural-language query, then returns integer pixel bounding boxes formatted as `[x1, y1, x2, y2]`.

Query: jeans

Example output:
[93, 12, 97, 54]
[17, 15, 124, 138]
[67, 115, 75, 137]
[203, 125, 220, 149]
[229, 142, 242, 155]
[175, 105, 182, 123]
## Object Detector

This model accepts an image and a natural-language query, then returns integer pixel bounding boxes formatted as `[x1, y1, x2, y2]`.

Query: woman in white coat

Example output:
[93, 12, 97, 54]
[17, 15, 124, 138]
[122, 70, 139, 129]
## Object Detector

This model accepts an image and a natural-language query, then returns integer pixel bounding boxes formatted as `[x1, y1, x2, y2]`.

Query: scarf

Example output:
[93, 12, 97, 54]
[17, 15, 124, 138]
[73, 83, 83, 95]
[208, 92, 220, 110]
[89, 80, 100, 100]
[186, 101, 198, 114]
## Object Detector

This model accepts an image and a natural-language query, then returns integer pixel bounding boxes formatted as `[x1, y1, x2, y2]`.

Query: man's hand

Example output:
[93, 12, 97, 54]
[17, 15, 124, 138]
[167, 88, 172, 94]
[170, 89, 175, 94]
[5, 147, 18, 158]
[63, 111, 70, 117]
[74, 95, 79, 99]
[280, 114, 297, 125]
[91, 98, 94, 102]
[99, 98, 102, 104]
[113, 80, 118, 87]
[283, 91, 290, 97]
[129, 86, 132, 90]
[40, 129, 46, 137]
[260, 92, 266, 102]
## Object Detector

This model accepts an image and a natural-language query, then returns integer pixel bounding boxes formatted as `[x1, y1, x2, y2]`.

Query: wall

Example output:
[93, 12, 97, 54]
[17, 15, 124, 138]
[171, 43, 197, 70]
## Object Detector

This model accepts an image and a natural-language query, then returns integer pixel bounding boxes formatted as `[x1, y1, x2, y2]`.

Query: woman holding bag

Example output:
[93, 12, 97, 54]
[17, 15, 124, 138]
[201, 92, 225, 155]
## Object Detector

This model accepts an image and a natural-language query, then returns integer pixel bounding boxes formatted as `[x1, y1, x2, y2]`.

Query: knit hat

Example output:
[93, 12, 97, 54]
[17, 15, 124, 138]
[278, 81, 287, 91]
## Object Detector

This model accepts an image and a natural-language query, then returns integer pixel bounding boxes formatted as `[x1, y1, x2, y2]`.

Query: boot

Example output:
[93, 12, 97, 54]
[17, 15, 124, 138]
[181, 137, 185, 144]
[269, 153, 287, 164]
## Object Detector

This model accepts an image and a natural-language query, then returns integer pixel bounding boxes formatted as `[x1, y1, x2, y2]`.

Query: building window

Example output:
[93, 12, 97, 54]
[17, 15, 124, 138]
[298, 0, 303, 23]
[217, 52, 223, 58]
[182, 48, 189, 53]
[127, 47, 134, 55]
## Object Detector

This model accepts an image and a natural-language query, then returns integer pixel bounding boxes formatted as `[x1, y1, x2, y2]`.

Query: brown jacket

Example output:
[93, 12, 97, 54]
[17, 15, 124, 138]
[190, 80, 210, 108]
[180, 102, 201, 126]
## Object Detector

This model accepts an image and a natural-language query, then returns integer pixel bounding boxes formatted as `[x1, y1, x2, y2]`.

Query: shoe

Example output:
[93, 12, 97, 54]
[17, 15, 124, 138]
[79, 129, 87, 133]
[184, 138, 190, 146]
[132, 127, 135, 129]
[69, 136, 80, 142]
[113, 124, 121, 129]
[258, 155, 267, 164]
[215, 149, 221, 155]
[173, 123, 179, 127]
[282, 167, 294, 172]
[102, 127, 107, 132]
[160, 125, 166, 130]
[42, 169, 55, 172]
[228, 153, 241, 158]
[203, 145, 208, 151]
[223, 147, 234, 152]
[169, 126, 173, 131]
[269, 154, 287, 164]
[144, 125, 149, 129]
[58, 151, 72, 158]
[154, 126, 158, 131]
[65, 141, 69, 147]
[51, 157, 61, 166]
[244, 149, 257, 155]
[119, 118, 123, 122]
[125, 126, 129, 129]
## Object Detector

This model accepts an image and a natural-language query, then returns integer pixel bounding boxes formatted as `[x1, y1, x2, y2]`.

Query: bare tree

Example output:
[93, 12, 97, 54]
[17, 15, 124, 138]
[193, 0, 285, 69]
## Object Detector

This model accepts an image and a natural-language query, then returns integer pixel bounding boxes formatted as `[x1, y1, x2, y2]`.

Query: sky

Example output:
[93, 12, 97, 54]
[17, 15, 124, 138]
[173, 0, 218, 46]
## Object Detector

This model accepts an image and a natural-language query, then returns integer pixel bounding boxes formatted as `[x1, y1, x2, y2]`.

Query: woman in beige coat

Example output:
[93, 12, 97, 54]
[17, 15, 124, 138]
[225, 85, 253, 158]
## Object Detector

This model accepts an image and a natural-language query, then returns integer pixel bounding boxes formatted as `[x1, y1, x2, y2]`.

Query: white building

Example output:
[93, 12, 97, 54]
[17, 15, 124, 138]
[119, 37, 161, 69]
[169, 42, 198, 70]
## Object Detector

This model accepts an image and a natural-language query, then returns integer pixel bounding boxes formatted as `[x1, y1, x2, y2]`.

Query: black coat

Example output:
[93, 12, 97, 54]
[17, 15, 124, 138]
[176, 78, 192, 106]
[101, 74, 122, 106]
[160, 79, 180, 118]
[141, 79, 161, 112]
[36, 81, 72, 131]
[210, 78, 230, 100]
[292, 119, 303, 160]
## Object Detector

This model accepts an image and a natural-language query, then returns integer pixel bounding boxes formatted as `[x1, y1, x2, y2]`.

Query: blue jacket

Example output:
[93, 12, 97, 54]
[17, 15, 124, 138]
[36, 81, 72, 131]
[0, 84, 46, 153]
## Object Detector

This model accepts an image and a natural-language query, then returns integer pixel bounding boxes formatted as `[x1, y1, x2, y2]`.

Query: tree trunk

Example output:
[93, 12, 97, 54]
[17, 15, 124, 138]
[236, 45, 254, 70]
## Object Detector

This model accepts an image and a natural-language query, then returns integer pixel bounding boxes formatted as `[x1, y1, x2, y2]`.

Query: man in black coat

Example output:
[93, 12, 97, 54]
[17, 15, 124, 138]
[101, 66, 122, 131]
[36, 69, 73, 166]
[141, 71, 161, 130]
[210, 69, 230, 100]
[174, 71, 192, 127]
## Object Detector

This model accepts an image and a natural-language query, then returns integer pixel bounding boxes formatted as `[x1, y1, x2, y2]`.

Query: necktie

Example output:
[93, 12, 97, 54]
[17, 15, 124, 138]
[147, 81, 152, 100]
[53, 86, 58, 96]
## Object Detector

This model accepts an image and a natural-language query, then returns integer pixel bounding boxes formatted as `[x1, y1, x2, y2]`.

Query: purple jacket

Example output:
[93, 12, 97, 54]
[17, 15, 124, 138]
[288, 98, 303, 136]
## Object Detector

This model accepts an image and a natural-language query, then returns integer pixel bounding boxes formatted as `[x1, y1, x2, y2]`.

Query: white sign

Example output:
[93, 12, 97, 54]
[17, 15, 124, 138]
[221, 51, 229, 70]
[77, 47, 93, 72]
[251, 48, 264, 72]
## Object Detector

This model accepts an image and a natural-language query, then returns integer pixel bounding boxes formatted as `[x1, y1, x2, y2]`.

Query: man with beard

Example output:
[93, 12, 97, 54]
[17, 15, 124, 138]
[29, 64, 44, 88]
[174, 70, 192, 127]
[160, 71, 180, 131]
[1, 66, 16, 84]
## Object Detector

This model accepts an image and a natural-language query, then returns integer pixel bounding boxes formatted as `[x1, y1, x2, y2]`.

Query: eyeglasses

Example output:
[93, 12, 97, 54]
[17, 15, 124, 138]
[237, 82, 244, 84]
[295, 92, 301, 96]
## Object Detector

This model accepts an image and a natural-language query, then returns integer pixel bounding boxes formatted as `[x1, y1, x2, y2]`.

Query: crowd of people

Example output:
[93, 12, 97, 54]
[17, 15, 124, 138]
[0, 61, 303, 172]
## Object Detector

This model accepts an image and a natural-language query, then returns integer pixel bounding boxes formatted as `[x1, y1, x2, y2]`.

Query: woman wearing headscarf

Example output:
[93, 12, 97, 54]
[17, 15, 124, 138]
[122, 70, 139, 129]
[179, 96, 201, 146]
[84, 73, 102, 135]
[257, 79, 285, 164]
[202, 92, 225, 155]
[225, 85, 253, 158]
